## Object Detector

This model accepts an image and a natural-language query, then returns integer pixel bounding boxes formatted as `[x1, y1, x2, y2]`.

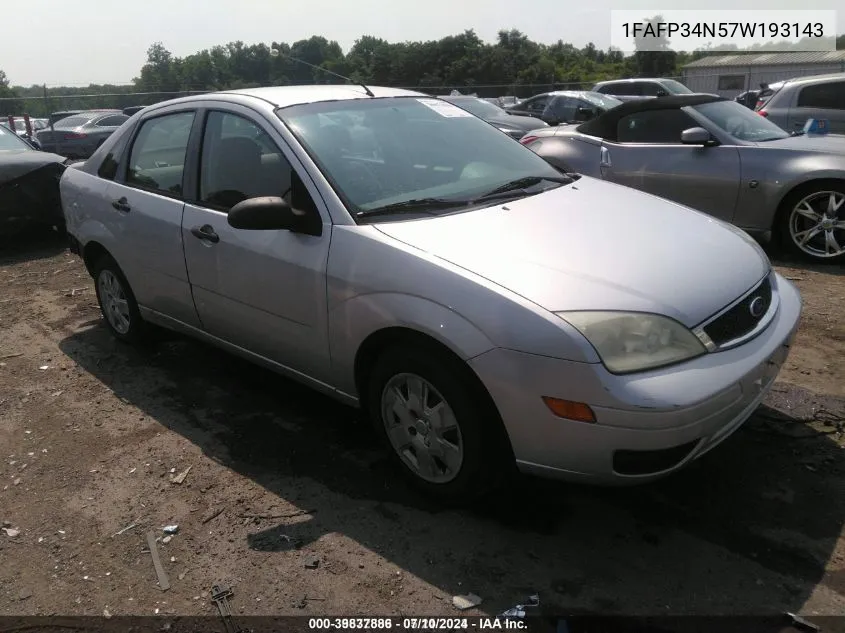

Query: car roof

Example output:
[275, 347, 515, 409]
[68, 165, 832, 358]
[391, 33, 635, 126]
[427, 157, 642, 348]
[218, 84, 426, 108]
[780, 72, 845, 87]
[593, 78, 672, 86]
[576, 93, 725, 139]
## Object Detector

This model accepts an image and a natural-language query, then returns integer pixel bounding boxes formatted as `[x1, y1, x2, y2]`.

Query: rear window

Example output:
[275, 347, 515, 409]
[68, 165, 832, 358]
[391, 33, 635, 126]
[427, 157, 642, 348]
[797, 81, 845, 110]
[55, 116, 92, 128]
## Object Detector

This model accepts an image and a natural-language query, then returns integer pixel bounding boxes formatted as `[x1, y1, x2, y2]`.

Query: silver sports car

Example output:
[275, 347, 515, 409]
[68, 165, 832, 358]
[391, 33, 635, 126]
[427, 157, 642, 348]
[521, 94, 845, 263]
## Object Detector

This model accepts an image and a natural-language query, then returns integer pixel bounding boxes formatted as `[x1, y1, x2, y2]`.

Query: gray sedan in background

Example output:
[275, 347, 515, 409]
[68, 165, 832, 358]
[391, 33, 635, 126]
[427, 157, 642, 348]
[36, 110, 130, 159]
[440, 95, 547, 139]
[61, 85, 800, 501]
[522, 94, 845, 263]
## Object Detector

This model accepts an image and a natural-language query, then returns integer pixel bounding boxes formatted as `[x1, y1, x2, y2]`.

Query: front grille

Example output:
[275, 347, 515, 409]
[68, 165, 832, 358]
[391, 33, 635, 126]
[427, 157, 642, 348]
[703, 275, 772, 346]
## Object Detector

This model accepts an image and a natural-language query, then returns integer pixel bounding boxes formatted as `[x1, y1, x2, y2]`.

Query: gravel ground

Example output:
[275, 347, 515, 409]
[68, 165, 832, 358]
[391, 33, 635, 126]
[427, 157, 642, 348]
[1, 231, 844, 620]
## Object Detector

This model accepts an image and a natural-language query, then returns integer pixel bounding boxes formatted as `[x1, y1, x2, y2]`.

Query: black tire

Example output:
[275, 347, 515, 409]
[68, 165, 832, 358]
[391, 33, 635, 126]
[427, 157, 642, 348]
[777, 181, 845, 264]
[366, 344, 514, 504]
[92, 254, 148, 344]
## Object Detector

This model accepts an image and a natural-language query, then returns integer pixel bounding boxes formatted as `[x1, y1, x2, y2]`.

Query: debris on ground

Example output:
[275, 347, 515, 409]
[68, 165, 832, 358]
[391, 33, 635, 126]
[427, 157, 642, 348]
[162, 535, 173, 544]
[3, 526, 21, 537]
[171, 466, 192, 485]
[146, 530, 170, 592]
[163, 525, 179, 534]
[201, 508, 225, 524]
[304, 554, 320, 569]
[103, 607, 112, 619]
[500, 593, 540, 618]
[113, 520, 141, 537]
[211, 584, 249, 633]
[18, 589, 32, 601]
[452, 593, 482, 610]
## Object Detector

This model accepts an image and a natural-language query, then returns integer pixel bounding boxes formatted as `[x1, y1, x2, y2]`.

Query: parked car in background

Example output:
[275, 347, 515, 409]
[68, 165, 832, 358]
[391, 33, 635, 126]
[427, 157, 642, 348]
[441, 95, 548, 139]
[62, 85, 800, 500]
[505, 91, 622, 125]
[122, 105, 147, 116]
[755, 73, 845, 134]
[36, 110, 130, 159]
[592, 78, 693, 101]
[521, 94, 845, 263]
[735, 90, 760, 109]
[48, 110, 84, 127]
[0, 124, 68, 236]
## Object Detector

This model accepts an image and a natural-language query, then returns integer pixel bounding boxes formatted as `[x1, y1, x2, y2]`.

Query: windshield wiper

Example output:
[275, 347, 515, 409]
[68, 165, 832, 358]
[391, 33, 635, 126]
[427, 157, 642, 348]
[356, 197, 468, 219]
[471, 175, 573, 202]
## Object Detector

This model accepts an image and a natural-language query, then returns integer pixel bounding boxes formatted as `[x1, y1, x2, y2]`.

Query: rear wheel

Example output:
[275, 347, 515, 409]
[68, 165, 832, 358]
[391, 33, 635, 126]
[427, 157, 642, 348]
[779, 183, 845, 263]
[367, 345, 513, 503]
[93, 255, 148, 344]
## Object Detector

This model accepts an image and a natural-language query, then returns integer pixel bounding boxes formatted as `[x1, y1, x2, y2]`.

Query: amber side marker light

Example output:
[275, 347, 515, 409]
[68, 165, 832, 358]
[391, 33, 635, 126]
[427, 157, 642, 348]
[542, 397, 596, 423]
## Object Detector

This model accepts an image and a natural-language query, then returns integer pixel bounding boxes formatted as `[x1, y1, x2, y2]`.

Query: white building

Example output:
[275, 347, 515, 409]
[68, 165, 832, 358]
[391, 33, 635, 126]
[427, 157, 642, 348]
[682, 51, 845, 97]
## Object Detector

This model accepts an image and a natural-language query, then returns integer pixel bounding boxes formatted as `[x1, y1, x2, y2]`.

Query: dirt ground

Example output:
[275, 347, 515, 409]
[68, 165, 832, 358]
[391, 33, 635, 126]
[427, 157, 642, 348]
[1, 231, 844, 621]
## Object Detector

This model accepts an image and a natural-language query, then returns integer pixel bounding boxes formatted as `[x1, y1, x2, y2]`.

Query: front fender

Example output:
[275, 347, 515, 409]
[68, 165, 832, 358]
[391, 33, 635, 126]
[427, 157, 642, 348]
[328, 292, 496, 397]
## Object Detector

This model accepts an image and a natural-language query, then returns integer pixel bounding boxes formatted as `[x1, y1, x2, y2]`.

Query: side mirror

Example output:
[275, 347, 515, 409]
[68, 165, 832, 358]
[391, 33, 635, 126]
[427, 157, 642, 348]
[228, 196, 321, 236]
[681, 127, 717, 146]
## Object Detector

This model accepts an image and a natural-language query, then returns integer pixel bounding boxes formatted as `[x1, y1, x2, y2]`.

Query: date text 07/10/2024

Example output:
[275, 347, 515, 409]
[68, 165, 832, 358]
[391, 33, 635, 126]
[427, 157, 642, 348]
[307, 618, 527, 630]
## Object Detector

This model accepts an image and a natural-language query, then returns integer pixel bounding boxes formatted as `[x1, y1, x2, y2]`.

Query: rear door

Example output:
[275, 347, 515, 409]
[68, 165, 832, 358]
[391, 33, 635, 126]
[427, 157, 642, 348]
[181, 105, 334, 382]
[599, 107, 741, 222]
[104, 108, 202, 328]
[789, 81, 845, 134]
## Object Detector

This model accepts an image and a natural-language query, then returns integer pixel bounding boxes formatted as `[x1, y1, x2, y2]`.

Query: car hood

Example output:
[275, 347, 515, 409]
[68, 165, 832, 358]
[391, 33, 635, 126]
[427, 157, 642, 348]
[373, 176, 769, 327]
[0, 150, 67, 183]
[486, 115, 547, 131]
[760, 134, 845, 155]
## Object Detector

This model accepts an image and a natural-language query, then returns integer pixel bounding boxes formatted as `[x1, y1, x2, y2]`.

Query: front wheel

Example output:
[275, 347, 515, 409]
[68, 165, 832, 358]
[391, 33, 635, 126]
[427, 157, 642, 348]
[367, 345, 513, 503]
[779, 184, 845, 263]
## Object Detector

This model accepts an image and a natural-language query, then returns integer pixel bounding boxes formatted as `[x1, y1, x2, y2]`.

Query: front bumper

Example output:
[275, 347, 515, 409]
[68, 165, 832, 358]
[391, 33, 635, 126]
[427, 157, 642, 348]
[469, 273, 802, 484]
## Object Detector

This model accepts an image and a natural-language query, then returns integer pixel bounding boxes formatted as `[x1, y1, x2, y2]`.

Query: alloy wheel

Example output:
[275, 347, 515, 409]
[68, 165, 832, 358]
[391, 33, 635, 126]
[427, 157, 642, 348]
[789, 190, 845, 259]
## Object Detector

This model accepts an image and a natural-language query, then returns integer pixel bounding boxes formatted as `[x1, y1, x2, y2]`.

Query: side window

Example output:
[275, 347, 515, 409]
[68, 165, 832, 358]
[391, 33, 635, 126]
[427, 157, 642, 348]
[524, 96, 550, 113]
[616, 109, 697, 143]
[797, 82, 845, 110]
[126, 111, 195, 196]
[637, 82, 663, 97]
[96, 115, 129, 127]
[606, 82, 638, 96]
[199, 110, 317, 214]
[97, 126, 133, 180]
[548, 96, 577, 122]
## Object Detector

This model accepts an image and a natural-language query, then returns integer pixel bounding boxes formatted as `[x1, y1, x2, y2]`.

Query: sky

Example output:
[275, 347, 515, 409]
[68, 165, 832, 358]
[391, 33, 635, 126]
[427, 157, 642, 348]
[1, 0, 843, 86]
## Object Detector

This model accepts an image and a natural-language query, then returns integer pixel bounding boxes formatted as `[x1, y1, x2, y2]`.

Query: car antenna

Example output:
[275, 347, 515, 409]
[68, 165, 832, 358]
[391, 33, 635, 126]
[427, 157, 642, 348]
[273, 49, 375, 97]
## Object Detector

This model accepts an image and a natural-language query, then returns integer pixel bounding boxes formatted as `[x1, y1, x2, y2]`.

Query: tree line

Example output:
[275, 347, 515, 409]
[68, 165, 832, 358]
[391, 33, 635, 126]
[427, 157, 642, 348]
[3, 27, 845, 117]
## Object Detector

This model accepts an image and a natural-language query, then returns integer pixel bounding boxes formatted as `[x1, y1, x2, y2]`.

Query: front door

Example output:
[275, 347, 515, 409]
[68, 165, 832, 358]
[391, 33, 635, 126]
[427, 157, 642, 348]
[181, 106, 333, 382]
[599, 107, 741, 222]
[105, 109, 202, 328]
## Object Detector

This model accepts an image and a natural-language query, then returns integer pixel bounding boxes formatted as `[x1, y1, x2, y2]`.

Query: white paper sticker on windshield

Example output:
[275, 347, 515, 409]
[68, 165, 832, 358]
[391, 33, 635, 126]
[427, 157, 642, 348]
[416, 98, 474, 117]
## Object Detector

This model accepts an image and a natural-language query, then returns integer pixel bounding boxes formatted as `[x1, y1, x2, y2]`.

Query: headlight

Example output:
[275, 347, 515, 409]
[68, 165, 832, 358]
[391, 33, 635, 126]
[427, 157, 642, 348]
[556, 311, 707, 374]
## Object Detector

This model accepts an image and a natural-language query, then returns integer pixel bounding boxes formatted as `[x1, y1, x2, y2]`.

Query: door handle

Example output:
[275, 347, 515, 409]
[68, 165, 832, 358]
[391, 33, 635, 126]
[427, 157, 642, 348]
[111, 197, 131, 212]
[190, 224, 220, 243]
[600, 146, 612, 168]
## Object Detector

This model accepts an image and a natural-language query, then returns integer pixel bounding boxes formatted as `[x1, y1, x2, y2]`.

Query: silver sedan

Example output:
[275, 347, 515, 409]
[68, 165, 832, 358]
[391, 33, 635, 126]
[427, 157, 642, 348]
[521, 94, 845, 263]
[60, 85, 801, 502]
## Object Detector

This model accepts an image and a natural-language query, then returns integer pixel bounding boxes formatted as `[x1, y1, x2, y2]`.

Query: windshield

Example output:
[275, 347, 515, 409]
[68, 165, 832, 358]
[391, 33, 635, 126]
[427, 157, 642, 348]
[0, 125, 31, 150]
[278, 96, 567, 219]
[660, 79, 693, 94]
[581, 92, 623, 110]
[445, 98, 506, 118]
[693, 100, 790, 142]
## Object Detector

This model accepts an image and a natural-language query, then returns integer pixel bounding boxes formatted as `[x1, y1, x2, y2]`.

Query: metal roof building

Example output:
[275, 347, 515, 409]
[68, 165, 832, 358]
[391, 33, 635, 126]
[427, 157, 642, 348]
[682, 51, 845, 97]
